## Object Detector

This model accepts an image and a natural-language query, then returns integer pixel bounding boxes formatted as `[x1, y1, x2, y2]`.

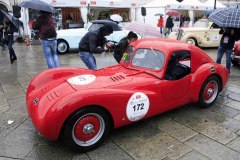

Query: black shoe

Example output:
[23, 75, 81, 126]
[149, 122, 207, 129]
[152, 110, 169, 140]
[13, 57, 17, 61]
[10, 60, 14, 64]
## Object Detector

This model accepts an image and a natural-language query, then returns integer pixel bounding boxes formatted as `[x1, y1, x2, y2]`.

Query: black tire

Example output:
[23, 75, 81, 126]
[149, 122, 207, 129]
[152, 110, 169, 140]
[186, 37, 197, 46]
[62, 107, 111, 152]
[198, 75, 220, 108]
[231, 59, 239, 66]
[57, 39, 69, 54]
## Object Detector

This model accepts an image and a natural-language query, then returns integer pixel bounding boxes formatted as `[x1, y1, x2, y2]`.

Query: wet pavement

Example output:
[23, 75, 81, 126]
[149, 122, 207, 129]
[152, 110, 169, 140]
[0, 42, 240, 160]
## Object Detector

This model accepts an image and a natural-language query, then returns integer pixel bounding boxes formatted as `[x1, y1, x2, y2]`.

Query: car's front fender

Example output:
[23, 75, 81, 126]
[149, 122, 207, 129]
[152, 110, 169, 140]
[32, 88, 136, 140]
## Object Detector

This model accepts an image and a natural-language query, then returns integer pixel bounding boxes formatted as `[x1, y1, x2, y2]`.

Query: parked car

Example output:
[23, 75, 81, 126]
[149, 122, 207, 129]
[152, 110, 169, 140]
[26, 38, 229, 152]
[168, 19, 221, 47]
[232, 40, 240, 65]
[56, 20, 129, 54]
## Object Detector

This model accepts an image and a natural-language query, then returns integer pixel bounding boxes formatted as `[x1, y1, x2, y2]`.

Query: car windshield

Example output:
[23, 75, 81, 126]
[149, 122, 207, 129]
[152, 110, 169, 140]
[193, 20, 212, 28]
[131, 48, 165, 70]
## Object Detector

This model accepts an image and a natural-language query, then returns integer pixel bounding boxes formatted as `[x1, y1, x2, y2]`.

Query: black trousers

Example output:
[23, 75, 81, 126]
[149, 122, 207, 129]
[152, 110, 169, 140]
[4, 36, 17, 62]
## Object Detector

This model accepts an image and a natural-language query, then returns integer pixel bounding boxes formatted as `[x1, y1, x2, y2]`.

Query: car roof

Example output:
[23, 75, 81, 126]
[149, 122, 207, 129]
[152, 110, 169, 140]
[132, 38, 191, 54]
[91, 20, 121, 31]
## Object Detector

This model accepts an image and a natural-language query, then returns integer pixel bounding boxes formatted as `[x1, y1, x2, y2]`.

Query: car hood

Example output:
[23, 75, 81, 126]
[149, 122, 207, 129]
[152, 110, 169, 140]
[66, 65, 134, 91]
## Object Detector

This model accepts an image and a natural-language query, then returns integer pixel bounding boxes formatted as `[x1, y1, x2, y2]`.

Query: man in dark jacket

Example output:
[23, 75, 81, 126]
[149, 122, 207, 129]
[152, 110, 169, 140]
[78, 24, 113, 70]
[32, 11, 60, 69]
[164, 16, 174, 36]
[113, 31, 138, 63]
[216, 28, 237, 73]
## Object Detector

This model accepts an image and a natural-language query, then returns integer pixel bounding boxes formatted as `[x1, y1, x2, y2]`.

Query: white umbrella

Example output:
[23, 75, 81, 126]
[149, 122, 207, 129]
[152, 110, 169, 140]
[110, 14, 123, 22]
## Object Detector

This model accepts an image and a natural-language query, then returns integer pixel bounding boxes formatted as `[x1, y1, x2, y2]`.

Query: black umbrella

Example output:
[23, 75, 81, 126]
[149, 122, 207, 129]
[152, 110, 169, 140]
[154, 13, 164, 16]
[0, 10, 19, 32]
[19, 0, 54, 13]
[208, 7, 240, 28]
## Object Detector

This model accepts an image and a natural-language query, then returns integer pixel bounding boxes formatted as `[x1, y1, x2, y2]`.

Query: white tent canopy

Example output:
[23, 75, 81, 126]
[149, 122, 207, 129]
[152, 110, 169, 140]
[143, 0, 181, 8]
[204, 0, 226, 9]
[143, 0, 210, 11]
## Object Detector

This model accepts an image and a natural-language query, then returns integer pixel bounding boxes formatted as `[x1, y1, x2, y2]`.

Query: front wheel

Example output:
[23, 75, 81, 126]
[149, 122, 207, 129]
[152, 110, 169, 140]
[62, 107, 111, 152]
[198, 76, 220, 108]
[57, 40, 69, 54]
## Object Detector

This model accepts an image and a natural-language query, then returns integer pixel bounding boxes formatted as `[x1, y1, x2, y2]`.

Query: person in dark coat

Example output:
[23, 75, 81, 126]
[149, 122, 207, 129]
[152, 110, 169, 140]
[164, 16, 174, 36]
[113, 31, 138, 63]
[216, 28, 237, 73]
[1, 16, 17, 63]
[78, 24, 113, 70]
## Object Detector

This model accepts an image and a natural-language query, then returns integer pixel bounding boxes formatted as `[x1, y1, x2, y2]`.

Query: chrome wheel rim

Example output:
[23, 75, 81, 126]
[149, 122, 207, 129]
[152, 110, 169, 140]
[72, 113, 105, 147]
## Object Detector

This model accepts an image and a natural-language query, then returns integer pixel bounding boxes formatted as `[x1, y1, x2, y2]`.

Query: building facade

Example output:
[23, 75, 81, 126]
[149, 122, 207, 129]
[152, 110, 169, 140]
[0, 0, 21, 12]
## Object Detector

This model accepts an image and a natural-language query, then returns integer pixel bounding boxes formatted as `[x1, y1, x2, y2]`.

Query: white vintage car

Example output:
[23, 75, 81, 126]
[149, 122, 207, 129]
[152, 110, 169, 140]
[57, 20, 129, 54]
[168, 19, 221, 47]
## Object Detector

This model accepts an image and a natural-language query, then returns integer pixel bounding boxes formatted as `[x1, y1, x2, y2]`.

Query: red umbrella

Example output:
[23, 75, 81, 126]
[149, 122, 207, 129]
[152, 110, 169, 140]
[166, 10, 180, 16]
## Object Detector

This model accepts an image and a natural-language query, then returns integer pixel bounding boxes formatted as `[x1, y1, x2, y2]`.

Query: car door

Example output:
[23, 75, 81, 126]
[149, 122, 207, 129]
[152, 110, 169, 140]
[162, 50, 192, 102]
[208, 23, 221, 47]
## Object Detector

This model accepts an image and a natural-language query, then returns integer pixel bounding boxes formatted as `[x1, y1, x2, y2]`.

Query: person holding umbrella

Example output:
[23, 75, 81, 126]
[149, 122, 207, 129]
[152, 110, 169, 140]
[216, 28, 237, 73]
[78, 24, 113, 70]
[1, 16, 17, 63]
[32, 11, 60, 69]
[157, 15, 164, 35]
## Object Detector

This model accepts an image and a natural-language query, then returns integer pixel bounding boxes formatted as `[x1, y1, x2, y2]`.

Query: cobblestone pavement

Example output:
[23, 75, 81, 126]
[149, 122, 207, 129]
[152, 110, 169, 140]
[0, 43, 240, 160]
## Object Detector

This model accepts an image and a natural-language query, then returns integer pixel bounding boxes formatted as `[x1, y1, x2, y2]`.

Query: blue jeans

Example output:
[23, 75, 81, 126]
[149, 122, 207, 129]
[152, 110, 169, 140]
[165, 28, 172, 36]
[160, 27, 163, 34]
[41, 39, 60, 68]
[80, 51, 97, 70]
[216, 46, 232, 72]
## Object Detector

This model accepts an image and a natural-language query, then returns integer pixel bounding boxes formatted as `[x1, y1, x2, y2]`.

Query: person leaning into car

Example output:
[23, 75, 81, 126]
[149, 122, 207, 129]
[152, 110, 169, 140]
[78, 24, 113, 70]
[113, 31, 138, 63]
[32, 10, 60, 69]
[216, 28, 237, 73]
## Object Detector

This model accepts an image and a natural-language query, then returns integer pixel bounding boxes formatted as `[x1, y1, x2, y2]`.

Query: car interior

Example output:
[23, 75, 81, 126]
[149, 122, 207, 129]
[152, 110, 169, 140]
[164, 50, 191, 80]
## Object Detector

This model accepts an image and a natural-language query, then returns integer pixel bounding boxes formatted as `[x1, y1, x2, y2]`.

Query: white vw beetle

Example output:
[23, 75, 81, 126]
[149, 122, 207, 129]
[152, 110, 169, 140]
[57, 20, 130, 54]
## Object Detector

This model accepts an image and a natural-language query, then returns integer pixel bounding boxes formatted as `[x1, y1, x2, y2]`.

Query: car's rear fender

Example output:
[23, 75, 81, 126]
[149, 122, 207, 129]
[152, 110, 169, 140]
[191, 63, 227, 103]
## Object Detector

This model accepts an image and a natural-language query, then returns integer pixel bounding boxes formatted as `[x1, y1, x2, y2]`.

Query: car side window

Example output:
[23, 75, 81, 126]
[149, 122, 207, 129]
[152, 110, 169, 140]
[132, 48, 164, 70]
[164, 50, 191, 80]
[88, 23, 104, 31]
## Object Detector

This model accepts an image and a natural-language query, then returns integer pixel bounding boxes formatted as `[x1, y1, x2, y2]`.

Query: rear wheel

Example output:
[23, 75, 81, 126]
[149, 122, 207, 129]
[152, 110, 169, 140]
[198, 76, 220, 108]
[57, 40, 69, 54]
[186, 38, 197, 46]
[62, 107, 111, 152]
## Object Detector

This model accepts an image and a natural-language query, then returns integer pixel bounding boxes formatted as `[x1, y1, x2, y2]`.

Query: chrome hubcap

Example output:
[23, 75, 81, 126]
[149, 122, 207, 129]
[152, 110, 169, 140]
[83, 123, 94, 134]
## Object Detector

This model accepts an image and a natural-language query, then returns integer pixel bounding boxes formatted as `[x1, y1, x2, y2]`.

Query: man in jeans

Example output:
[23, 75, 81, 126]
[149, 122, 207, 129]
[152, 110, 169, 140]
[78, 25, 113, 70]
[216, 28, 237, 73]
[32, 11, 60, 69]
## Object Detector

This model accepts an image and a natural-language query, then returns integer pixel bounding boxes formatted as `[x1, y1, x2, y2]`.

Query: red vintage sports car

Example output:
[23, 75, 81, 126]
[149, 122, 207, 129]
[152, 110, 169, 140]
[26, 38, 229, 152]
[232, 40, 240, 66]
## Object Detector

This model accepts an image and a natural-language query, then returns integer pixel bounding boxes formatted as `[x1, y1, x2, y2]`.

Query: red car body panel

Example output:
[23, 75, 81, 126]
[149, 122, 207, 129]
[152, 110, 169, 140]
[232, 40, 240, 64]
[26, 38, 229, 140]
